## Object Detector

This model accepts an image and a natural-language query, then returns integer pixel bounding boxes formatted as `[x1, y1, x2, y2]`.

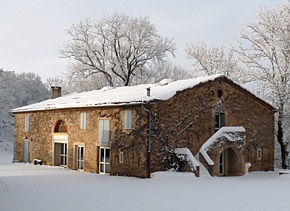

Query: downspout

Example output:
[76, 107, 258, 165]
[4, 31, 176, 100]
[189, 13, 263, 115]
[142, 87, 151, 178]
[147, 103, 151, 178]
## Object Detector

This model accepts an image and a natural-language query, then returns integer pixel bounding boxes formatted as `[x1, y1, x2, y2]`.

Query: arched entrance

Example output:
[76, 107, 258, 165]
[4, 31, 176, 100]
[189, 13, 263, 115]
[218, 147, 244, 176]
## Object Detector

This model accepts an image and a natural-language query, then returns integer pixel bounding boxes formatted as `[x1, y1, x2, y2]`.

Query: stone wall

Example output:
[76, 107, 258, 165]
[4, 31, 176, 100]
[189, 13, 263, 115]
[149, 77, 274, 173]
[14, 105, 149, 178]
[14, 76, 275, 178]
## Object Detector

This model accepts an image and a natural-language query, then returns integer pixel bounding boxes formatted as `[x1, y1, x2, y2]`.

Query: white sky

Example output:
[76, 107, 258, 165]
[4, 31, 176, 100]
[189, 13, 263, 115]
[0, 0, 287, 81]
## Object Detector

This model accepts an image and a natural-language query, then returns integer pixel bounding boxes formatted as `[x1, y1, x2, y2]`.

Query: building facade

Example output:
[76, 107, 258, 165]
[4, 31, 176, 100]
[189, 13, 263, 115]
[12, 75, 275, 178]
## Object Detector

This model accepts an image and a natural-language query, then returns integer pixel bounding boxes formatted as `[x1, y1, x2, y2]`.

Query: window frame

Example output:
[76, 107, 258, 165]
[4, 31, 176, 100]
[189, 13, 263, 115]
[257, 147, 262, 160]
[215, 113, 225, 132]
[76, 145, 84, 171]
[119, 151, 124, 163]
[99, 147, 110, 174]
[60, 143, 68, 167]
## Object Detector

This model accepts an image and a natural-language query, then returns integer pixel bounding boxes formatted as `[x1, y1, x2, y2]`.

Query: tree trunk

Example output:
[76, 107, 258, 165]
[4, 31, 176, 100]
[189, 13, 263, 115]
[277, 103, 287, 169]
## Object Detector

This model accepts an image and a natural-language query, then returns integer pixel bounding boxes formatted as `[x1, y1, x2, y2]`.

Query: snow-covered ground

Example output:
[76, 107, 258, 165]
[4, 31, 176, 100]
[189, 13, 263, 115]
[1, 142, 290, 211]
[0, 163, 290, 211]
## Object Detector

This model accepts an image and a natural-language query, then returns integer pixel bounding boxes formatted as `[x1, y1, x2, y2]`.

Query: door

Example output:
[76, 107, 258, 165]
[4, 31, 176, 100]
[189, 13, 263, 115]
[99, 147, 110, 174]
[24, 140, 29, 163]
[219, 151, 225, 175]
[60, 143, 68, 166]
[76, 146, 84, 170]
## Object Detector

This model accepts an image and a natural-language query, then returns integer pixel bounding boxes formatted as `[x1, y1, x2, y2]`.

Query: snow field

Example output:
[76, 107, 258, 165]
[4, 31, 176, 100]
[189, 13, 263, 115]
[1, 163, 290, 211]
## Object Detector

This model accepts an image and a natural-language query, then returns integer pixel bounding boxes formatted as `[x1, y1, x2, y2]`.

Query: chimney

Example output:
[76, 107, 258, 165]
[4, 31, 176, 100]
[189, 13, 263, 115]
[146, 87, 151, 97]
[51, 86, 62, 99]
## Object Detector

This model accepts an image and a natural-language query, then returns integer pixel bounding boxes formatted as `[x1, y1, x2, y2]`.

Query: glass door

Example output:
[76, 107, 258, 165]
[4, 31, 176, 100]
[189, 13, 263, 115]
[99, 147, 110, 174]
[60, 143, 68, 166]
[77, 146, 84, 170]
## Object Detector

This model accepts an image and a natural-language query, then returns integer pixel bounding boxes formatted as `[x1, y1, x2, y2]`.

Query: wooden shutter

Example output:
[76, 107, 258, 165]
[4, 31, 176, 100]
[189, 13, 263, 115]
[83, 113, 86, 129]
[125, 110, 132, 129]
[80, 113, 83, 129]
[81, 113, 86, 129]
[98, 120, 104, 141]
[104, 120, 110, 142]
[25, 115, 29, 131]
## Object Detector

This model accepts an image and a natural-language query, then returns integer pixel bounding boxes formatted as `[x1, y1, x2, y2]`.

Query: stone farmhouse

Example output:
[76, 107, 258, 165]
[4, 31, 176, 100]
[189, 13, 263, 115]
[11, 74, 275, 178]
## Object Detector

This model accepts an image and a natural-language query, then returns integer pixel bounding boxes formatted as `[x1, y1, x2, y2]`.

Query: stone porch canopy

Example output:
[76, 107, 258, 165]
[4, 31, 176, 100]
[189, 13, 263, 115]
[11, 74, 275, 113]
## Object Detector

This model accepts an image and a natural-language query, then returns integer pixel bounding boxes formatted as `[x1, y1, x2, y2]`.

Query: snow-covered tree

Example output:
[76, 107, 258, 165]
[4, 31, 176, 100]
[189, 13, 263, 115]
[234, 5, 290, 168]
[61, 13, 175, 87]
[0, 69, 49, 141]
[185, 42, 243, 82]
[132, 62, 191, 85]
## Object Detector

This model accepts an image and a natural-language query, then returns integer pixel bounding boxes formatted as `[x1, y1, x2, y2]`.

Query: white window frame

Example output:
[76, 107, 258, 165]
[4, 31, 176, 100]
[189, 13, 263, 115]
[99, 147, 110, 174]
[257, 147, 262, 160]
[98, 119, 110, 142]
[119, 151, 124, 163]
[25, 115, 29, 131]
[60, 143, 68, 166]
[80, 112, 87, 129]
[124, 110, 132, 129]
[215, 113, 225, 132]
[77, 146, 84, 171]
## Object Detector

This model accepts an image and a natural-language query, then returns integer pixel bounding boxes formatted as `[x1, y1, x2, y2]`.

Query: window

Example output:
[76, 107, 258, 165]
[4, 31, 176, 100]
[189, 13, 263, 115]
[119, 151, 124, 163]
[215, 113, 225, 132]
[98, 120, 110, 142]
[54, 120, 67, 133]
[124, 110, 132, 129]
[80, 112, 87, 129]
[257, 147, 262, 160]
[25, 115, 29, 131]
[99, 147, 110, 174]
[76, 146, 84, 170]
[217, 89, 223, 98]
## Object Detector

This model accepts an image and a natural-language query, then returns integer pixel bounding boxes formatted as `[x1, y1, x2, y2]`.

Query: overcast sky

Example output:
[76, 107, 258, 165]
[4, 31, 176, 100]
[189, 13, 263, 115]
[0, 0, 287, 81]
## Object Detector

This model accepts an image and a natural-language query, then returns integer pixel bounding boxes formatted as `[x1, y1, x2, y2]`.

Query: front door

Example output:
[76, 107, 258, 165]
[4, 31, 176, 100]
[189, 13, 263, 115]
[219, 151, 225, 175]
[99, 147, 110, 174]
[24, 140, 29, 163]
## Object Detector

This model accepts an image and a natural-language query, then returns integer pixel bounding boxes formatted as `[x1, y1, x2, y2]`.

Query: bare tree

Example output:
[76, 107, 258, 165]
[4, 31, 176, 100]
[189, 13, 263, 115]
[234, 5, 290, 168]
[132, 62, 191, 84]
[61, 13, 175, 87]
[185, 42, 243, 81]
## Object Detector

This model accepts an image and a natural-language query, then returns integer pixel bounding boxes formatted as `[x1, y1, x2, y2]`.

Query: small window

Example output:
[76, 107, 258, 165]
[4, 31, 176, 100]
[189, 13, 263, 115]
[25, 115, 29, 131]
[98, 119, 110, 142]
[124, 110, 132, 129]
[80, 112, 87, 129]
[257, 148, 262, 160]
[215, 113, 225, 132]
[119, 151, 124, 163]
[217, 89, 223, 98]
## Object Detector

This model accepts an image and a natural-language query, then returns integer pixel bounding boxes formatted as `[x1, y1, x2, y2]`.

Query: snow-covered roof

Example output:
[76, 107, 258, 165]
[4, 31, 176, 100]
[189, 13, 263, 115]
[11, 74, 224, 113]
